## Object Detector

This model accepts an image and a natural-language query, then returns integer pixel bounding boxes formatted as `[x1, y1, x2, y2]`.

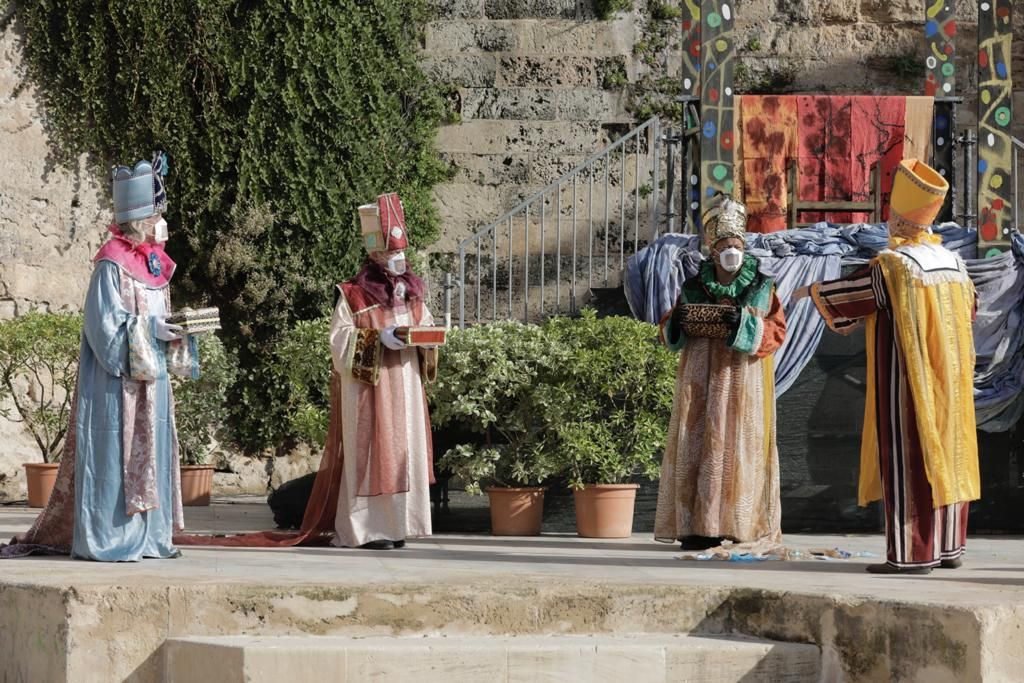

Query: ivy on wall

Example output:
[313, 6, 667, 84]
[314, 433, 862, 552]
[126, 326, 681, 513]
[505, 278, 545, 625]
[590, 0, 684, 121]
[13, 0, 452, 450]
[627, 1, 683, 121]
[593, 0, 633, 20]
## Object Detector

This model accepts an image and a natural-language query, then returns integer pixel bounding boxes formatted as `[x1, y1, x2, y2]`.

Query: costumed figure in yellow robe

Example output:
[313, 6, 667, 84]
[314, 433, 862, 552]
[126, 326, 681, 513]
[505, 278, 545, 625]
[794, 159, 979, 574]
[654, 194, 788, 550]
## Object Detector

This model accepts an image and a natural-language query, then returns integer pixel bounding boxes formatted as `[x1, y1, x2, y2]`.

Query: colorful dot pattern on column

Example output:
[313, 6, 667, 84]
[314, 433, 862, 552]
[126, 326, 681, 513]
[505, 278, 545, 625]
[700, 0, 735, 224]
[924, 0, 956, 223]
[924, 0, 956, 97]
[681, 0, 702, 232]
[976, 0, 1014, 253]
[681, 0, 701, 98]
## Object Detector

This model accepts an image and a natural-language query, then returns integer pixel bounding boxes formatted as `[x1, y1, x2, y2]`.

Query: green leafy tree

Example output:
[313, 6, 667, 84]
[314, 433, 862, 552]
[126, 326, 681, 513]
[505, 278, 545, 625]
[593, 0, 633, 20]
[273, 316, 332, 447]
[172, 334, 238, 466]
[13, 0, 453, 450]
[0, 312, 82, 462]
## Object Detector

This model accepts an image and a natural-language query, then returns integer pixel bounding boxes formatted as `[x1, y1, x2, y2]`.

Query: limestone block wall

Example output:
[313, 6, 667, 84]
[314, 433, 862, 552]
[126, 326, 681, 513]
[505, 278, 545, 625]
[735, 0, 1023, 138]
[0, 19, 108, 500]
[422, 1, 638, 261]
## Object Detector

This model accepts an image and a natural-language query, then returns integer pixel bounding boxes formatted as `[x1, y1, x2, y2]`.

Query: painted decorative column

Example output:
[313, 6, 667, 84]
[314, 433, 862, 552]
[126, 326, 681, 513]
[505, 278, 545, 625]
[924, 0, 957, 223]
[698, 0, 735, 226]
[681, 0, 702, 234]
[976, 0, 1014, 256]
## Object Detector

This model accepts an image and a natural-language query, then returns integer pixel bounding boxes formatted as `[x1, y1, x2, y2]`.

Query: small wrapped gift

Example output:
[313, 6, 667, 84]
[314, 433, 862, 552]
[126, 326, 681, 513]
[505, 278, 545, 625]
[167, 307, 221, 335]
[679, 303, 733, 339]
[395, 326, 447, 347]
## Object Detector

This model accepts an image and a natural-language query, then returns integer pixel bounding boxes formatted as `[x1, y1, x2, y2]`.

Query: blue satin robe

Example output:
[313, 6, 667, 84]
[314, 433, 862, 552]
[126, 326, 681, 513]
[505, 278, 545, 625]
[71, 260, 178, 561]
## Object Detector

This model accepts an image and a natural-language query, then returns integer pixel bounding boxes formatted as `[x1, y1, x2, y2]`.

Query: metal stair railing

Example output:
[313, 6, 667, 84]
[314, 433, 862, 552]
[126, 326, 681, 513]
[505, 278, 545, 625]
[453, 117, 663, 328]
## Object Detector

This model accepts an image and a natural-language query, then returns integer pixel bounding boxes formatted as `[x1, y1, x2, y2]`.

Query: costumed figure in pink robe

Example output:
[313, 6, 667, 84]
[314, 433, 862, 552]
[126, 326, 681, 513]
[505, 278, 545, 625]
[326, 193, 438, 549]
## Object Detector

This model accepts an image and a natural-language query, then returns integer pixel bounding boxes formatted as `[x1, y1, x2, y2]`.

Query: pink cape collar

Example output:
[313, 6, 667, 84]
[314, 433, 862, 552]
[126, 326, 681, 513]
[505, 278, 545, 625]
[92, 224, 176, 288]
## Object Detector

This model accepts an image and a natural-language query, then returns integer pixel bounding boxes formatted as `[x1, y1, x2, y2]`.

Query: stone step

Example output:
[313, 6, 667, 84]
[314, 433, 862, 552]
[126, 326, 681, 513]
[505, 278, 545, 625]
[418, 53, 630, 90]
[483, 0, 594, 21]
[164, 633, 822, 683]
[422, 18, 634, 56]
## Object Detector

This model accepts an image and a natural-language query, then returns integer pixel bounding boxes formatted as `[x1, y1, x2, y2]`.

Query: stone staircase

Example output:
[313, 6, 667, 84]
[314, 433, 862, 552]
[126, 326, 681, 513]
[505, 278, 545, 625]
[165, 633, 822, 682]
[420, 0, 666, 324]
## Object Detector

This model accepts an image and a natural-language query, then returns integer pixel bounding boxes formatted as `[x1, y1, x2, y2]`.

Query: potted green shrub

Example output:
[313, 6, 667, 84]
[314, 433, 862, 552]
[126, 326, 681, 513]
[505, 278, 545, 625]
[543, 311, 676, 538]
[429, 321, 568, 535]
[172, 334, 237, 505]
[0, 312, 82, 507]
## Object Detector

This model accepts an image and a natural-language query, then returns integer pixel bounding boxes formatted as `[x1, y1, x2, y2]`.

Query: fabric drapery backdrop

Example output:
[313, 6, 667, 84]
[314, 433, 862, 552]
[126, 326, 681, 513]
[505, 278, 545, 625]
[624, 223, 1024, 432]
[738, 95, 934, 232]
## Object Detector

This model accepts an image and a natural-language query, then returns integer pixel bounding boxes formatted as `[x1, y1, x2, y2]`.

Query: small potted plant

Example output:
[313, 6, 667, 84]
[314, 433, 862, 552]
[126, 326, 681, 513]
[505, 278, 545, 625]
[544, 312, 676, 538]
[429, 321, 567, 535]
[172, 334, 236, 505]
[0, 312, 82, 507]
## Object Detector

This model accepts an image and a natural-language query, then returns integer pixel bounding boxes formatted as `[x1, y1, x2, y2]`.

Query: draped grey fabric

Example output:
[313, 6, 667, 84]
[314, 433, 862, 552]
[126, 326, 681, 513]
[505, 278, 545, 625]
[624, 223, 1024, 432]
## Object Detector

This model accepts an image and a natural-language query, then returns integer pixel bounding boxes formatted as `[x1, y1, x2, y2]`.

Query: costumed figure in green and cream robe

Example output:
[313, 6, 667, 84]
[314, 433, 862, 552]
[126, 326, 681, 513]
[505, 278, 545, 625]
[654, 195, 788, 551]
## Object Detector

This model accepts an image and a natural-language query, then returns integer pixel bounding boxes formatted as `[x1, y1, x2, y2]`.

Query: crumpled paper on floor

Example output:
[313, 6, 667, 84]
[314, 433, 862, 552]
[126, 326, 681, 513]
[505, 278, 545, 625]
[677, 539, 877, 562]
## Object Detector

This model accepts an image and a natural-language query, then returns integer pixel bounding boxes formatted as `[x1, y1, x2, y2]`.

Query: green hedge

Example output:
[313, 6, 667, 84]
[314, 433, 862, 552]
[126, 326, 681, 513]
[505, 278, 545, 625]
[172, 334, 238, 465]
[13, 0, 452, 450]
[431, 313, 677, 490]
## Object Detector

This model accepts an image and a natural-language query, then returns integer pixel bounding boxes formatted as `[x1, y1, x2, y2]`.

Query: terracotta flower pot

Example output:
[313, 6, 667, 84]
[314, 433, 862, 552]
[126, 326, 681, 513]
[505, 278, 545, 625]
[572, 483, 640, 538]
[485, 487, 545, 536]
[24, 462, 60, 508]
[179, 464, 215, 506]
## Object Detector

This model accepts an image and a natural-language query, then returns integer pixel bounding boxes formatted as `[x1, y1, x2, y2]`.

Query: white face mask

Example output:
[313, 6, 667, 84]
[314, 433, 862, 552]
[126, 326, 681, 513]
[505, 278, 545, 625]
[717, 247, 744, 273]
[148, 217, 168, 244]
[385, 252, 406, 275]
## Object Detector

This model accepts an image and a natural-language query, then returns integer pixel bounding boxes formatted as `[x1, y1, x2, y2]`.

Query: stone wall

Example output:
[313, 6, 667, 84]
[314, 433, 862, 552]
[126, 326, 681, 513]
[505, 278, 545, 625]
[422, 1, 637, 257]
[0, 28, 107, 321]
[0, 17, 108, 500]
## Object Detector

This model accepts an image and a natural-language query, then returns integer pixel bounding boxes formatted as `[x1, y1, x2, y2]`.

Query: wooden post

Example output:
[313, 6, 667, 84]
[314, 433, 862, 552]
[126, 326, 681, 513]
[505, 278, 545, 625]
[681, 1, 702, 234]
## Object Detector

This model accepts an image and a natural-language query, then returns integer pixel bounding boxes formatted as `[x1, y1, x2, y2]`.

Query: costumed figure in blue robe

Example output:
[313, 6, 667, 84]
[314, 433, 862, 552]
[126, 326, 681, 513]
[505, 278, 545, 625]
[1, 152, 199, 561]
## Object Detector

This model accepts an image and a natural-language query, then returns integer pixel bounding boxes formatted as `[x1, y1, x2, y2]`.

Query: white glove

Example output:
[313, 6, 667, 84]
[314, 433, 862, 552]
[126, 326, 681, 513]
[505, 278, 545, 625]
[380, 325, 407, 351]
[154, 317, 184, 342]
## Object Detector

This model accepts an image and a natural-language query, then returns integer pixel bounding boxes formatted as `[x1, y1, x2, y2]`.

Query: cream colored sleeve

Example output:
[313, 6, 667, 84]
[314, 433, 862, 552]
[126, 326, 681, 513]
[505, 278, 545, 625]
[328, 290, 357, 374]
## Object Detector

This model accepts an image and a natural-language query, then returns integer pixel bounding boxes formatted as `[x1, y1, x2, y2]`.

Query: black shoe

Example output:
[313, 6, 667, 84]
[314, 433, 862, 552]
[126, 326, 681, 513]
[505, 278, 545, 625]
[680, 535, 723, 551]
[392, 540, 406, 549]
[940, 557, 963, 569]
[866, 562, 931, 575]
[359, 540, 395, 550]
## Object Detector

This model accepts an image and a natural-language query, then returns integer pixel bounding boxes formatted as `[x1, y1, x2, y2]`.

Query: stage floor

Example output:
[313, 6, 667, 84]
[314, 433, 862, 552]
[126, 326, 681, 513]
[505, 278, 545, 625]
[3, 498, 1024, 682]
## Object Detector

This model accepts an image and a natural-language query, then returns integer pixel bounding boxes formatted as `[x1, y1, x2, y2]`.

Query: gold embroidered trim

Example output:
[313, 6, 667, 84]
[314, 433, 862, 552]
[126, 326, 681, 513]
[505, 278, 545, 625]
[351, 303, 382, 316]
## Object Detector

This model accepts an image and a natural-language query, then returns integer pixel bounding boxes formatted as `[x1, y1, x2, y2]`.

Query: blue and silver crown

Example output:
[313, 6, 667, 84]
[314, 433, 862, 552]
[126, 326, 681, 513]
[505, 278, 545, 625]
[112, 151, 168, 224]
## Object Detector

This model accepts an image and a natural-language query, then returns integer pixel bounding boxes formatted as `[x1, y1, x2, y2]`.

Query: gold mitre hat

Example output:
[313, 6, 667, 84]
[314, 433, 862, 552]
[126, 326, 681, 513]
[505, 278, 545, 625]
[888, 159, 948, 239]
[702, 193, 747, 249]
